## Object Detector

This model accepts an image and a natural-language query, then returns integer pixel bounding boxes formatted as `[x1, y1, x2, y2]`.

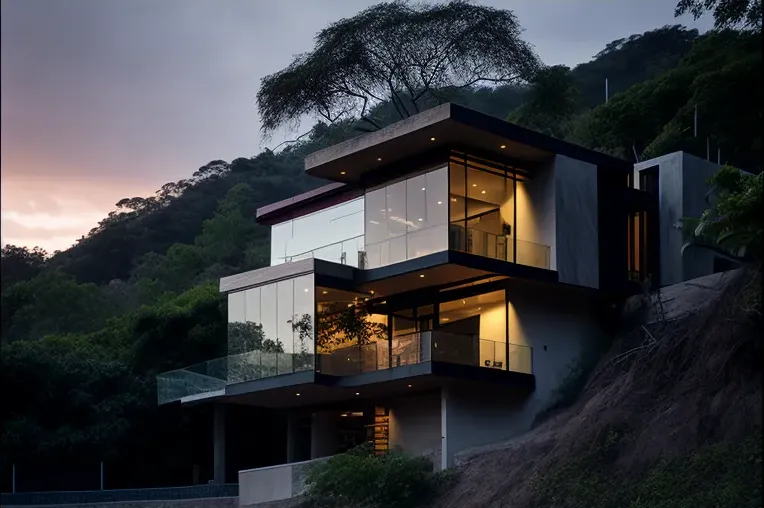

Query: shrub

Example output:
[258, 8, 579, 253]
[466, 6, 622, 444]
[303, 443, 443, 508]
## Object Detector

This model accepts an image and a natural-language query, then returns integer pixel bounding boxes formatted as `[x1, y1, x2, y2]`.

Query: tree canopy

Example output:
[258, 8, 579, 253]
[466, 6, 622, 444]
[675, 0, 762, 28]
[256, 0, 541, 135]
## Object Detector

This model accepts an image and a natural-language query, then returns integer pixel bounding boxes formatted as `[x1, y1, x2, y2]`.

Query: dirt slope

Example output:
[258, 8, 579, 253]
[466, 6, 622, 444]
[434, 269, 762, 508]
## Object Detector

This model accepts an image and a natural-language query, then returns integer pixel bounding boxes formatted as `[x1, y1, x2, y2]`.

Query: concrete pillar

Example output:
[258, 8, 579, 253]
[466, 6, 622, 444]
[213, 404, 226, 484]
[440, 389, 450, 471]
[287, 415, 301, 463]
[310, 411, 340, 459]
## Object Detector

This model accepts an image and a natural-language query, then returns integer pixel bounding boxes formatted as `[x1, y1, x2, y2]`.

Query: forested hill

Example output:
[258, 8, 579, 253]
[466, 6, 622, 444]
[1, 24, 761, 491]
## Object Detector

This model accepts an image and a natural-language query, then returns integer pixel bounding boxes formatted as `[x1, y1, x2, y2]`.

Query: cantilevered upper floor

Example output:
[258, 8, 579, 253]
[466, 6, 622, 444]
[258, 103, 652, 293]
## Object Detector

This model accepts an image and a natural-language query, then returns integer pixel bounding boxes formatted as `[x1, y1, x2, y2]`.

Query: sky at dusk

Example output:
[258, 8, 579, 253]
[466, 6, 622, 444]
[1, 0, 714, 253]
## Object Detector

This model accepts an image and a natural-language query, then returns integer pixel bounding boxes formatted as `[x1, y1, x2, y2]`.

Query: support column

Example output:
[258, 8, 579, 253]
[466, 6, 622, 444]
[287, 415, 301, 463]
[213, 404, 226, 484]
[310, 411, 340, 459]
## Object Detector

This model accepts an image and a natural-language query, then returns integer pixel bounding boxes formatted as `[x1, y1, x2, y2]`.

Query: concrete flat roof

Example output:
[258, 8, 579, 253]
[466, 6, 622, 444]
[305, 103, 632, 182]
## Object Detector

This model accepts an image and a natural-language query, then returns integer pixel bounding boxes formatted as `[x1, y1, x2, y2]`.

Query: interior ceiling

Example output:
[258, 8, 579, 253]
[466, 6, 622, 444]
[357, 263, 492, 298]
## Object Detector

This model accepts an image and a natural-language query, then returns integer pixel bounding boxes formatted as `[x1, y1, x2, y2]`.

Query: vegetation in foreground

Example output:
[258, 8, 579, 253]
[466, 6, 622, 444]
[302, 444, 454, 508]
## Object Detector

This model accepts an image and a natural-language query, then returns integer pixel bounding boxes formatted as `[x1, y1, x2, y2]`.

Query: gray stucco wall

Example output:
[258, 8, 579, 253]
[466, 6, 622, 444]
[389, 392, 442, 465]
[437, 285, 603, 469]
[553, 155, 599, 289]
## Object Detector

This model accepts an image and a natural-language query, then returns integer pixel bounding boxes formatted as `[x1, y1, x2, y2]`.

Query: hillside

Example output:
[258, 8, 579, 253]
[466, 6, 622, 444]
[435, 269, 762, 508]
[1, 22, 762, 493]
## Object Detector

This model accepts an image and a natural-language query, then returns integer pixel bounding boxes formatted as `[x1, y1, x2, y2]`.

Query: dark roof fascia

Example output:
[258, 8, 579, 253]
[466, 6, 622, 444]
[255, 182, 362, 225]
[448, 104, 632, 172]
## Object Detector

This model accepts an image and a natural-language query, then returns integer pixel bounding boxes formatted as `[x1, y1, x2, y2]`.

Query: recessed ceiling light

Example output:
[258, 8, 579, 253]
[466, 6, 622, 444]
[500, 145, 506, 149]
[462, 299, 466, 304]
[422, 187, 426, 191]
[355, 392, 360, 396]
[340, 171, 346, 175]
[296, 393, 301, 396]
[437, 201, 442, 205]
[430, 137, 436, 141]
[407, 384, 412, 388]
[481, 190, 486, 194]
[441, 318, 450, 322]
[419, 274, 425, 278]
[304, 288, 309, 292]
[322, 290, 328, 295]
[417, 218, 423, 221]
[472, 184, 477, 187]
[369, 290, 375, 294]
[377, 157, 382, 161]
[451, 197, 457, 202]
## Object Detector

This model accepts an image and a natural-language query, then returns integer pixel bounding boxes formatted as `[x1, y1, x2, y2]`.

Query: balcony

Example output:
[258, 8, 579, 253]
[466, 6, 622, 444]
[315, 331, 533, 376]
[449, 225, 550, 270]
[156, 351, 316, 405]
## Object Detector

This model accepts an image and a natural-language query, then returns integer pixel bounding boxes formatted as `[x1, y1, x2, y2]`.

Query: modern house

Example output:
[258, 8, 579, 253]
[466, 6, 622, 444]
[156, 103, 721, 505]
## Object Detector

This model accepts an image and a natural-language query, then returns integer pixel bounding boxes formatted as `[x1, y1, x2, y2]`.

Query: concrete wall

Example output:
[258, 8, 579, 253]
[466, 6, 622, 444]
[635, 151, 721, 287]
[516, 160, 556, 269]
[389, 392, 442, 465]
[553, 155, 599, 289]
[239, 457, 328, 507]
[438, 284, 603, 468]
[310, 411, 340, 459]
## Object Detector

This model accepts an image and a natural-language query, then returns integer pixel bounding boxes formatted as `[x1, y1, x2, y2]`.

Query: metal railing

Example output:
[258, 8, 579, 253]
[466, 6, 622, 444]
[449, 225, 550, 269]
[316, 331, 533, 376]
[1, 484, 239, 506]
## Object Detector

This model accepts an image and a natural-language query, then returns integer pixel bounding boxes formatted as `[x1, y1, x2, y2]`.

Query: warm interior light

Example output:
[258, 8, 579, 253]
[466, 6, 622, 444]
[340, 171, 346, 175]
[296, 393, 301, 396]
[500, 145, 506, 149]
[417, 218, 423, 221]
[472, 183, 477, 187]
[322, 290, 328, 295]
[369, 290, 375, 294]
[481, 190, 486, 194]
[407, 384, 412, 388]
[462, 299, 466, 304]
[419, 274, 425, 278]
[347, 303, 354, 307]
[355, 392, 360, 396]
[377, 157, 382, 161]
[450, 197, 457, 202]
[430, 137, 436, 141]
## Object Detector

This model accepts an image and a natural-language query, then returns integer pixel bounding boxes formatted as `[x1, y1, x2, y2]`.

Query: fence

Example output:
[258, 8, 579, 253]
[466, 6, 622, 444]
[0, 484, 238, 506]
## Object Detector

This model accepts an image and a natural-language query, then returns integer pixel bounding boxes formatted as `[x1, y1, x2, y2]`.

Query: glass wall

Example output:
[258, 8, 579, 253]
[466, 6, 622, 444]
[448, 154, 550, 269]
[270, 198, 365, 267]
[315, 287, 389, 375]
[227, 274, 315, 383]
[364, 167, 448, 268]
[436, 289, 507, 370]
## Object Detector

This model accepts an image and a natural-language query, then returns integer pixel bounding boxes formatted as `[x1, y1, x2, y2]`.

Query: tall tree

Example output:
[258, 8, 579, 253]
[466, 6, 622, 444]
[675, 0, 762, 28]
[508, 65, 581, 138]
[256, 0, 541, 135]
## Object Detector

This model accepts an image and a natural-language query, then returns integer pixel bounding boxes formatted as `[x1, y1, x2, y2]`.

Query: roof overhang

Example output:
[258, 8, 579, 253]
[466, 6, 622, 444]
[305, 103, 632, 183]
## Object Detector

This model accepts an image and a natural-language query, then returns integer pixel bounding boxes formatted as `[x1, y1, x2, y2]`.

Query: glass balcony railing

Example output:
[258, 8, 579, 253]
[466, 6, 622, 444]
[282, 234, 365, 268]
[449, 225, 550, 270]
[156, 357, 228, 405]
[316, 331, 533, 376]
[157, 351, 315, 405]
[227, 350, 314, 384]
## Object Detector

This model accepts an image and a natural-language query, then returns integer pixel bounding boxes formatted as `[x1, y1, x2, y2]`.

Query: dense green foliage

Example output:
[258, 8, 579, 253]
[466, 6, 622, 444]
[304, 444, 448, 508]
[1, 4, 761, 491]
[682, 165, 763, 263]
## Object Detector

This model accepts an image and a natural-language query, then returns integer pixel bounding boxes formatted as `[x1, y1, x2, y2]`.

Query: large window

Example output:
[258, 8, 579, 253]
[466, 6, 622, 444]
[437, 290, 507, 370]
[448, 153, 550, 269]
[364, 167, 448, 268]
[227, 274, 315, 382]
[315, 287, 388, 375]
[270, 198, 364, 267]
